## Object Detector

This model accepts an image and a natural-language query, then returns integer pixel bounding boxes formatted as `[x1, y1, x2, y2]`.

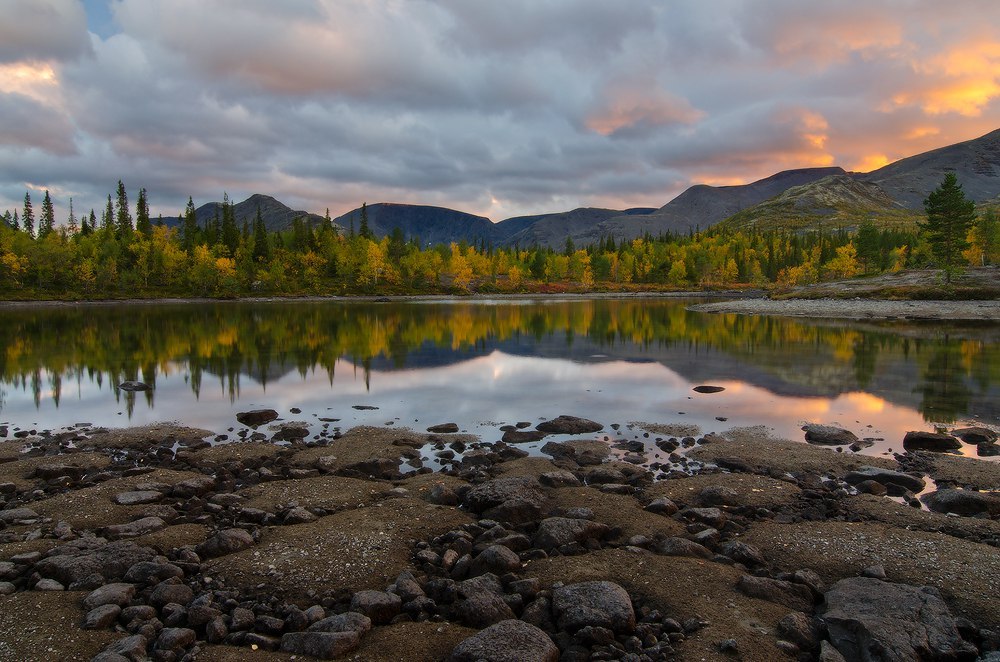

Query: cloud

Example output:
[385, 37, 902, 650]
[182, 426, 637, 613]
[2, 0, 1000, 224]
[0, 0, 91, 63]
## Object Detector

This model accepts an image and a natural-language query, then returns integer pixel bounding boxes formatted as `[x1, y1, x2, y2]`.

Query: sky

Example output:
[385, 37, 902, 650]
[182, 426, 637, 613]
[1, 0, 1000, 224]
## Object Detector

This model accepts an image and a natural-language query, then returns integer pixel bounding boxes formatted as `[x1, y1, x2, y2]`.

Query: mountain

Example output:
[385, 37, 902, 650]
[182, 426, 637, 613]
[332, 203, 494, 246]
[862, 128, 1000, 209]
[716, 174, 917, 231]
[493, 207, 655, 248]
[161, 194, 329, 233]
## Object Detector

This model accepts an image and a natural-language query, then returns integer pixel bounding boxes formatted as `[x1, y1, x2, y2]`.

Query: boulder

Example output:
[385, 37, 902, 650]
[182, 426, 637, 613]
[820, 577, 976, 662]
[651, 537, 712, 560]
[539, 471, 581, 488]
[469, 545, 522, 577]
[464, 476, 546, 513]
[950, 426, 998, 445]
[339, 458, 402, 480]
[236, 409, 279, 426]
[449, 619, 559, 662]
[308, 612, 372, 636]
[105, 517, 166, 539]
[692, 385, 725, 394]
[113, 491, 163, 506]
[803, 424, 858, 446]
[536, 415, 603, 434]
[196, 528, 254, 558]
[532, 517, 609, 550]
[844, 466, 925, 493]
[83, 604, 122, 630]
[149, 582, 194, 609]
[903, 431, 961, 452]
[921, 489, 1000, 516]
[644, 497, 679, 516]
[83, 583, 136, 610]
[349, 590, 401, 625]
[501, 429, 547, 444]
[427, 423, 460, 433]
[551, 581, 635, 633]
[171, 475, 216, 498]
[118, 381, 151, 392]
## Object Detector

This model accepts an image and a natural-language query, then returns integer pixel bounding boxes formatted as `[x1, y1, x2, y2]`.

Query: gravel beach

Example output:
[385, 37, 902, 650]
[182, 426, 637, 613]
[1, 420, 998, 661]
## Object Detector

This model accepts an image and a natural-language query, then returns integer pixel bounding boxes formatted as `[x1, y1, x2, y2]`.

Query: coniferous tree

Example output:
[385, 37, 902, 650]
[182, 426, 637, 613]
[359, 202, 372, 239]
[136, 188, 151, 236]
[103, 195, 113, 230]
[12, 209, 19, 231]
[854, 219, 880, 273]
[920, 173, 975, 283]
[22, 191, 34, 238]
[115, 180, 133, 237]
[39, 190, 55, 238]
[220, 192, 239, 255]
[67, 198, 79, 235]
[182, 197, 198, 251]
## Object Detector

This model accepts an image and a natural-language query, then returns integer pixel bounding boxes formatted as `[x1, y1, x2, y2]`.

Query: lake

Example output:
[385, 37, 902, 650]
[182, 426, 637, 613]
[1, 297, 998, 462]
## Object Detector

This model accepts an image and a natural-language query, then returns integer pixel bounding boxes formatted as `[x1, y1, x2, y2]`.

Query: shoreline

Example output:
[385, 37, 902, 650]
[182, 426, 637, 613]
[689, 297, 1000, 321]
[1, 421, 998, 660]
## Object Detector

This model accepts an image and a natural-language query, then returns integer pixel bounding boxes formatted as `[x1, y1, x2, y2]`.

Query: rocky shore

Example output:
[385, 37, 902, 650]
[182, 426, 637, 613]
[1, 417, 999, 661]
[688, 298, 1000, 321]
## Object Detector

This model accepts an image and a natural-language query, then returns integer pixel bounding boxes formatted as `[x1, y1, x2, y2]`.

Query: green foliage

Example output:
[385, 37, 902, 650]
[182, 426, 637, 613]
[920, 173, 975, 282]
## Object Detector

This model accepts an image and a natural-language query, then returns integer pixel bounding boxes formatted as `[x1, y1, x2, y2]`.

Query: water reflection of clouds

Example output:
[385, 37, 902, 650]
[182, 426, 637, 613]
[0, 350, 990, 461]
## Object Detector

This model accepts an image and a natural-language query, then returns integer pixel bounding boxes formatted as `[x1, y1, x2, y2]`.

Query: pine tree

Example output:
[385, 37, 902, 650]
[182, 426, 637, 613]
[22, 191, 34, 238]
[920, 173, 975, 283]
[182, 197, 198, 251]
[115, 180, 133, 237]
[220, 192, 239, 255]
[359, 202, 372, 239]
[39, 190, 55, 238]
[67, 198, 79, 235]
[135, 188, 151, 236]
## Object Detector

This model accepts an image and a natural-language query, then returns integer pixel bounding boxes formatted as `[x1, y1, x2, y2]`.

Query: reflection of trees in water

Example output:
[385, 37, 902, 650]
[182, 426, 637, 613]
[916, 337, 973, 424]
[0, 301, 995, 420]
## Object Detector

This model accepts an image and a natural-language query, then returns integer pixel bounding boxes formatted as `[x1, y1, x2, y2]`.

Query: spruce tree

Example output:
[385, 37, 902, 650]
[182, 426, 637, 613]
[115, 180, 133, 237]
[39, 190, 55, 238]
[12, 209, 19, 231]
[359, 202, 372, 239]
[252, 206, 270, 262]
[220, 192, 239, 255]
[920, 173, 976, 283]
[67, 198, 79, 235]
[136, 188, 151, 236]
[103, 195, 113, 230]
[22, 191, 34, 238]
[854, 219, 880, 273]
[182, 197, 198, 251]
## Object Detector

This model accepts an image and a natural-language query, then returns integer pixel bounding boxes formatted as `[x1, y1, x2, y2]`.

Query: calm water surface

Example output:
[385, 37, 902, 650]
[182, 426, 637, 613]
[2, 298, 998, 462]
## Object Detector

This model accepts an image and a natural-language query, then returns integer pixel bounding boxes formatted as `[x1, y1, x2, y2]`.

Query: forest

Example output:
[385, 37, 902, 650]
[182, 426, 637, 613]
[1, 181, 998, 299]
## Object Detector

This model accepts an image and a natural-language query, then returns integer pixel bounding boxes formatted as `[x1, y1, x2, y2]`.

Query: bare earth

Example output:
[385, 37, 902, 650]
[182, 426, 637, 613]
[1, 422, 998, 661]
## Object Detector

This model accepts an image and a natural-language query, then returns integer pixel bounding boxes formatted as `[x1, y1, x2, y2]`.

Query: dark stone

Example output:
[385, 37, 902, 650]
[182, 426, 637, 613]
[532, 517, 609, 550]
[697, 486, 743, 507]
[803, 424, 858, 446]
[777, 611, 819, 650]
[281, 631, 360, 659]
[349, 590, 401, 625]
[651, 537, 712, 559]
[552, 581, 635, 634]
[124, 561, 184, 585]
[205, 617, 228, 643]
[308, 612, 372, 635]
[196, 529, 254, 558]
[113, 491, 164, 506]
[149, 583, 194, 609]
[0, 507, 40, 524]
[102, 634, 149, 660]
[105, 517, 166, 539]
[536, 415, 603, 434]
[921, 489, 1000, 516]
[736, 575, 814, 612]
[339, 458, 402, 480]
[427, 423, 460, 433]
[719, 541, 767, 567]
[84, 583, 136, 610]
[119, 381, 152, 392]
[539, 470, 581, 488]
[469, 545, 522, 577]
[465, 476, 546, 513]
[644, 497, 679, 516]
[903, 431, 962, 452]
[692, 385, 725, 394]
[283, 507, 318, 525]
[855, 480, 887, 496]
[501, 429, 547, 444]
[979, 443, 1000, 457]
[844, 466, 925, 493]
[449, 619, 559, 662]
[821, 577, 976, 662]
[155, 627, 196, 651]
[171, 475, 216, 498]
[951, 426, 998, 444]
[236, 409, 279, 426]
[428, 483, 459, 506]
[83, 604, 122, 630]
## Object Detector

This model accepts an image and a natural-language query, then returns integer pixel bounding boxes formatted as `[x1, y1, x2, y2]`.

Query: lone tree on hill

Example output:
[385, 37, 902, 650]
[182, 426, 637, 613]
[920, 173, 975, 283]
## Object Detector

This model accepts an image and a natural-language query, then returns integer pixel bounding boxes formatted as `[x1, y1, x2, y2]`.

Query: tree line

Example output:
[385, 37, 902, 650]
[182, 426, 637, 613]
[2, 176, 998, 298]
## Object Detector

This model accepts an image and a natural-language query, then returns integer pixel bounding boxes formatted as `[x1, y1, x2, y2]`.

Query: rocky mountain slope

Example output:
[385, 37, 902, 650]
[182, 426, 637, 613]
[332, 203, 494, 247]
[160, 194, 329, 233]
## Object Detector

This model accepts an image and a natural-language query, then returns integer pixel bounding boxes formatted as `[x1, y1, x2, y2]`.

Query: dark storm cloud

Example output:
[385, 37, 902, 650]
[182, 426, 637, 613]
[0, 0, 999, 222]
